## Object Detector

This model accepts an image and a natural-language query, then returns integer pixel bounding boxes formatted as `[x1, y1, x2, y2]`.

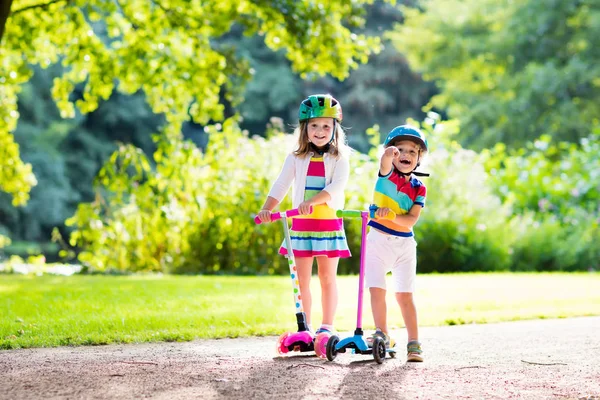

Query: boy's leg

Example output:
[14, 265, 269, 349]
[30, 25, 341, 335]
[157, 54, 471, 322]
[364, 230, 390, 335]
[295, 257, 314, 326]
[370, 287, 388, 334]
[316, 256, 339, 326]
[396, 292, 418, 342]
[391, 237, 422, 361]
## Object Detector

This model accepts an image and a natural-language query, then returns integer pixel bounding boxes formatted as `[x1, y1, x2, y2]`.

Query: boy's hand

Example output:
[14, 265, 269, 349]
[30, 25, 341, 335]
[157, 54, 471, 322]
[375, 207, 392, 219]
[298, 201, 313, 215]
[383, 146, 400, 159]
[257, 210, 272, 223]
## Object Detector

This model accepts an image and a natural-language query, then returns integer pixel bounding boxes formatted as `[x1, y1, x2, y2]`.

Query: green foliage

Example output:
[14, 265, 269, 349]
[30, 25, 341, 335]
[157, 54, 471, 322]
[481, 132, 600, 219]
[0, 234, 10, 250]
[509, 212, 600, 272]
[391, 0, 600, 149]
[66, 119, 287, 273]
[480, 131, 600, 272]
[1, 0, 386, 205]
[0, 66, 163, 246]
[410, 118, 513, 272]
[1, 241, 59, 259]
[179, 120, 295, 275]
[66, 115, 598, 273]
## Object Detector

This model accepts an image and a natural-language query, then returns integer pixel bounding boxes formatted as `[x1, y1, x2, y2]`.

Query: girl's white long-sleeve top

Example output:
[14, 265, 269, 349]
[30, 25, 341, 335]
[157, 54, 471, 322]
[267, 151, 350, 210]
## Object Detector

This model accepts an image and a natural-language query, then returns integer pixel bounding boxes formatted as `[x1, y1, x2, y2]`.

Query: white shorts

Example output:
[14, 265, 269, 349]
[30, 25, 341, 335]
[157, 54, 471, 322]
[364, 229, 418, 293]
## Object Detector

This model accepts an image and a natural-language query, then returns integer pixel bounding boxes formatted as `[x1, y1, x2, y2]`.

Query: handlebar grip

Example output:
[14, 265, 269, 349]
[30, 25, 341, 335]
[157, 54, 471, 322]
[336, 209, 362, 218]
[254, 206, 313, 224]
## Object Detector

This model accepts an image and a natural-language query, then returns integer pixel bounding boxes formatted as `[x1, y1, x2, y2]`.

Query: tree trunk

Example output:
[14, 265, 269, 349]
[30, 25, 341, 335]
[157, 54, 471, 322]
[0, 0, 13, 45]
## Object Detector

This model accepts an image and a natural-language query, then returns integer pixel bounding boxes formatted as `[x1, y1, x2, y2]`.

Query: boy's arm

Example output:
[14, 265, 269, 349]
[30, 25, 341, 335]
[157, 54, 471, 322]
[392, 204, 423, 228]
[379, 147, 398, 176]
[392, 184, 426, 227]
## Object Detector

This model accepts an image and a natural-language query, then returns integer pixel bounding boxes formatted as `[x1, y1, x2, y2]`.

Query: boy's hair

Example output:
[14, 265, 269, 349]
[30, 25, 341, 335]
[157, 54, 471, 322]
[293, 120, 349, 159]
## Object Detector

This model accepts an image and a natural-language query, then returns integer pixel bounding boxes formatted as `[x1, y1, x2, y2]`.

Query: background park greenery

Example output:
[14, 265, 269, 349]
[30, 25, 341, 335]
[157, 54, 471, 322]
[1, 0, 599, 275]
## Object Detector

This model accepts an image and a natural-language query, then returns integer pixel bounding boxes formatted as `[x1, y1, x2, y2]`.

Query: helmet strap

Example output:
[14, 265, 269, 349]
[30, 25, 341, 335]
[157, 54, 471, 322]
[328, 120, 336, 145]
[396, 154, 430, 177]
[310, 142, 330, 155]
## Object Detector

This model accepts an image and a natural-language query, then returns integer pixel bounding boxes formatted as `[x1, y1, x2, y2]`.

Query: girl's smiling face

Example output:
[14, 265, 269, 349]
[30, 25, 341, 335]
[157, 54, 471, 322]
[391, 140, 420, 173]
[307, 117, 335, 148]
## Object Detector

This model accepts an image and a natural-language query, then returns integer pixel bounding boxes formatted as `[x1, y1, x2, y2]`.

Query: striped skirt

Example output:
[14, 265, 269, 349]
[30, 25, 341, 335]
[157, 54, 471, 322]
[279, 206, 351, 259]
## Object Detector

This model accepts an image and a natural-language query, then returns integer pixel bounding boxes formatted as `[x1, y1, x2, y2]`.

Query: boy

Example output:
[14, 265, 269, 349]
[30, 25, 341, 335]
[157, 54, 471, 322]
[365, 125, 429, 362]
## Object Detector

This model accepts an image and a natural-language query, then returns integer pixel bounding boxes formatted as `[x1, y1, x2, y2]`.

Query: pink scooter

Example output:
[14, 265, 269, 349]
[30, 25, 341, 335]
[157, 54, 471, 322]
[255, 207, 317, 355]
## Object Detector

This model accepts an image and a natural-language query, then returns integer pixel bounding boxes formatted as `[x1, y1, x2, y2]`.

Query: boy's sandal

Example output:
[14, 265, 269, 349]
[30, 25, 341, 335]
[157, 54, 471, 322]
[407, 340, 423, 362]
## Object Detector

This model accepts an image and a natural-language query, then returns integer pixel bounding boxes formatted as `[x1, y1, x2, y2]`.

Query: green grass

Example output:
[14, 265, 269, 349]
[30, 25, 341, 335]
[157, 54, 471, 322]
[1, 272, 599, 349]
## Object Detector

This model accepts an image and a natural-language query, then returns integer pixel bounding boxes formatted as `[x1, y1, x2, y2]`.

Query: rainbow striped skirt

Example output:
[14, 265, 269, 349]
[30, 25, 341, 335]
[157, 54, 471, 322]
[279, 204, 351, 259]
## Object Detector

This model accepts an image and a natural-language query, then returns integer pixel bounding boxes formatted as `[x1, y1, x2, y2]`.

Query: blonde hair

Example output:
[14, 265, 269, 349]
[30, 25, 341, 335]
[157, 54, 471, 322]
[293, 120, 350, 159]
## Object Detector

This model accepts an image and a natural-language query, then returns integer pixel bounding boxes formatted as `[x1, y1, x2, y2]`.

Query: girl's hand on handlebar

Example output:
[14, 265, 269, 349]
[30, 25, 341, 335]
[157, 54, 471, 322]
[298, 201, 313, 215]
[258, 210, 272, 223]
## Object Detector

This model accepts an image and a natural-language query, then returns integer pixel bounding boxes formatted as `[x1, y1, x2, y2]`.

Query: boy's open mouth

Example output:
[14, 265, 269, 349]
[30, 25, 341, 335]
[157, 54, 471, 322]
[400, 159, 411, 165]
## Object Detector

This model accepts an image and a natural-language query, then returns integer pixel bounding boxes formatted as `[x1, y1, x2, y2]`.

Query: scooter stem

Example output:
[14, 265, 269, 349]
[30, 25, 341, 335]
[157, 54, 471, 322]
[356, 211, 368, 329]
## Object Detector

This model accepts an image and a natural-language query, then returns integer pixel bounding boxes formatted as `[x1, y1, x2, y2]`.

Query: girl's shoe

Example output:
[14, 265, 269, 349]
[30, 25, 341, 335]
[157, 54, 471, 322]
[407, 340, 423, 362]
[315, 326, 337, 335]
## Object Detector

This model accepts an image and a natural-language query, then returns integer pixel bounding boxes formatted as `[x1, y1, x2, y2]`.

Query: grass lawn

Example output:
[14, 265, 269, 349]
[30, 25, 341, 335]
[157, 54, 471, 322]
[1, 272, 599, 349]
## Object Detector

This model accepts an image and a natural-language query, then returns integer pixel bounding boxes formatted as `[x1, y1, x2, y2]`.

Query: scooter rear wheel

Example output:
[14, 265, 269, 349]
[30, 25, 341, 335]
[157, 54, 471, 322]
[276, 332, 291, 354]
[314, 332, 330, 359]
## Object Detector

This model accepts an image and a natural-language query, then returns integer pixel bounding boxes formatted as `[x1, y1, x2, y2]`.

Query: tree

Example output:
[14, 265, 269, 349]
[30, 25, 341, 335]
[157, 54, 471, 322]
[389, 0, 600, 149]
[0, 65, 165, 245]
[307, 0, 437, 151]
[0, 0, 391, 204]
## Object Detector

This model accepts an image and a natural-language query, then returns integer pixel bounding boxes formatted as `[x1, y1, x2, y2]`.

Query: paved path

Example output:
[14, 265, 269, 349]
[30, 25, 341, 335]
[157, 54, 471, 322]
[2, 317, 600, 399]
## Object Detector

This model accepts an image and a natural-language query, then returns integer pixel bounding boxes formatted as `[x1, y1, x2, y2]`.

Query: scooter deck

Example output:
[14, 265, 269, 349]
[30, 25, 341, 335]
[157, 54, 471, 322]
[336, 334, 397, 355]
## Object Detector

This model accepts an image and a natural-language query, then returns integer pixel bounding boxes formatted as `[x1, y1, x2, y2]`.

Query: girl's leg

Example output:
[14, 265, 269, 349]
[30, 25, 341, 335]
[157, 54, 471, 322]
[396, 292, 418, 341]
[295, 257, 314, 326]
[370, 287, 388, 333]
[316, 256, 339, 326]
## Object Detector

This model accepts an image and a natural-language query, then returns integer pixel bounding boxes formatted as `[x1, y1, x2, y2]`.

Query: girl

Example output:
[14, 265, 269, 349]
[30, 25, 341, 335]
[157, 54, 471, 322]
[257, 94, 351, 335]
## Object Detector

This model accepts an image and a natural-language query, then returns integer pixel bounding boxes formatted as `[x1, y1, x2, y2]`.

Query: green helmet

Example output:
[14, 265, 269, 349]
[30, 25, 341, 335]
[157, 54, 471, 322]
[298, 94, 343, 122]
[384, 125, 428, 153]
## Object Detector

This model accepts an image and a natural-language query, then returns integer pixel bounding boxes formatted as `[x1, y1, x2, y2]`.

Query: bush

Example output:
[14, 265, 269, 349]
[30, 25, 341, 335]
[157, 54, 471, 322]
[67, 118, 295, 274]
[416, 145, 513, 273]
[510, 211, 600, 272]
[66, 116, 598, 274]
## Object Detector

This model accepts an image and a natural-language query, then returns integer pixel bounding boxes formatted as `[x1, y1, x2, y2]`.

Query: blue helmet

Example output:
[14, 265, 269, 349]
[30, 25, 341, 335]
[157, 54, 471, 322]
[383, 125, 428, 153]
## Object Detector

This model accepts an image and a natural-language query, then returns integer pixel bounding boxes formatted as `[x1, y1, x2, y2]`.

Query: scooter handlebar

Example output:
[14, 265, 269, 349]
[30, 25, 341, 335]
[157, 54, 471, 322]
[336, 209, 362, 218]
[254, 206, 313, 224]
[336, 207, 396, 220]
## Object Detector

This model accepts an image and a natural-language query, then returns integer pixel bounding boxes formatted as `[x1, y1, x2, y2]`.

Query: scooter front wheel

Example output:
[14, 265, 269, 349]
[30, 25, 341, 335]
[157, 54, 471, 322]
[326, 335, 340, 361]
[372, 337, 386, 364]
